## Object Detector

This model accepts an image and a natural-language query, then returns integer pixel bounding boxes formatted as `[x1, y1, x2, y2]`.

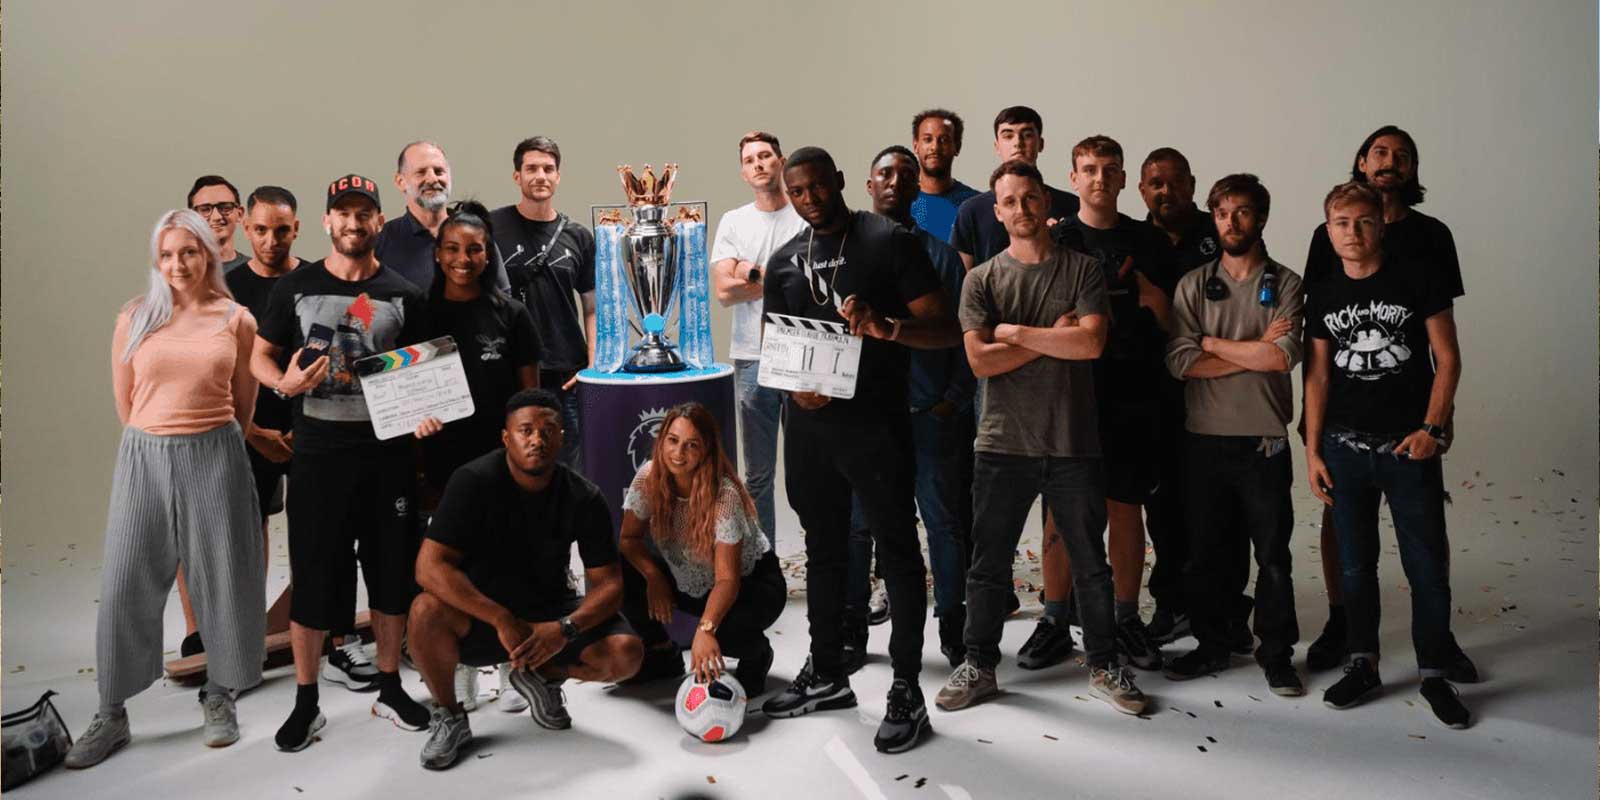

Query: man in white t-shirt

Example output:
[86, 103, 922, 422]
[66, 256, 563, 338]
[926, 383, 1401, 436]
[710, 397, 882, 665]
[710, 131, 808, 547]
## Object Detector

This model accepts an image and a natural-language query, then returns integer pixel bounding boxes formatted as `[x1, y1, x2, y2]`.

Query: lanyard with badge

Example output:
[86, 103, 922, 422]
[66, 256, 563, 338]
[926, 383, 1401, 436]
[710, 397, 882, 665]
[757, 221, 864, 399]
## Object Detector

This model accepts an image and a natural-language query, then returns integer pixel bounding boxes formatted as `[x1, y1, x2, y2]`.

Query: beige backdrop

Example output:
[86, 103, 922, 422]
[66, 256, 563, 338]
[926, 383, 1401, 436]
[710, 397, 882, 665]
[2, 1, 1596, 566]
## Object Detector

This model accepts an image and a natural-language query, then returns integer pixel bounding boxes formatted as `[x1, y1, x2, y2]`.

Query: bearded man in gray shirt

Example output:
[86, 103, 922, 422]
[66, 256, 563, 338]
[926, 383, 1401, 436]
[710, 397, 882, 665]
[1162, 174, 1305, 697]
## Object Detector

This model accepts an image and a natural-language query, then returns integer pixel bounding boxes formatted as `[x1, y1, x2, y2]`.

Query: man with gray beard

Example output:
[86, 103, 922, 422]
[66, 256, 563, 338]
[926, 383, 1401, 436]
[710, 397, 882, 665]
[377, 140, 480, 291]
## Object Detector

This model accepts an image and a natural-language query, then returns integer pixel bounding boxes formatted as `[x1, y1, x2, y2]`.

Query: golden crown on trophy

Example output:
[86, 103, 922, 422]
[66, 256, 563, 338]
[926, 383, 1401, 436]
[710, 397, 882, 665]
[617, 163, 678, 207]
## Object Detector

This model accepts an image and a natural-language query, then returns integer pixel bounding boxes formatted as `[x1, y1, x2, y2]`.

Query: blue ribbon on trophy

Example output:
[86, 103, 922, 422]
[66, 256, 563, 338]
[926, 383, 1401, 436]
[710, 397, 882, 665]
[592, 163, 713, 373]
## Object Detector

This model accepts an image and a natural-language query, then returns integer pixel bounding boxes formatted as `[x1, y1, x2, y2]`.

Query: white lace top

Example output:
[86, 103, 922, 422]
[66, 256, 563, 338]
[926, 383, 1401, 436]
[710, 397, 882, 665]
[621, 460, 771, 597]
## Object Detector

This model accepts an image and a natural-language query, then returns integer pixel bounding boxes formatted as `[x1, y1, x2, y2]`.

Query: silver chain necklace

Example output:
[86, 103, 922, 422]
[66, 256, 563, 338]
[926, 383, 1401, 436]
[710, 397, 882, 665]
[803, 214, 850, 308]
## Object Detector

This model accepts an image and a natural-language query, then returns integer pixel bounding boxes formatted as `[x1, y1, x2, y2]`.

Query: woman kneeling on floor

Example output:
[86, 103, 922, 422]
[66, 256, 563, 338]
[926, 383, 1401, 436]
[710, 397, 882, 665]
[619, 403, 784, 693]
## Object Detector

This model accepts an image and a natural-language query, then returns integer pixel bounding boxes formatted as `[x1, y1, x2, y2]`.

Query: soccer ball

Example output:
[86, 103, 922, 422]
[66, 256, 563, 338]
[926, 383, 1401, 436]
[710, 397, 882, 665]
[674, 673, 747, 742]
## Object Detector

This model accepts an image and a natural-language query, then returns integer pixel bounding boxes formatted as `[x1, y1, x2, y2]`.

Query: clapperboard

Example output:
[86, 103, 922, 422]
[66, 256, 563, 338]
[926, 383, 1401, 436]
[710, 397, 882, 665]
[756, 313, 862, 399]
[354, 336, 475, 440]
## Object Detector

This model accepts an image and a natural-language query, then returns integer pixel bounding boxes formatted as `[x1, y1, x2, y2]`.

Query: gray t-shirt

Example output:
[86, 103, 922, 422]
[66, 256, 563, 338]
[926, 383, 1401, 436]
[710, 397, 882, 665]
[959, 247, 1108, 457]
[1165, 258, 1304, 436]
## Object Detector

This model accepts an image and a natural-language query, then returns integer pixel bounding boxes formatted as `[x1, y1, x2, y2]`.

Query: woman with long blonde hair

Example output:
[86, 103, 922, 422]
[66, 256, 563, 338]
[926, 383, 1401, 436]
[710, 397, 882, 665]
[618, 403, 783, 692]
[66, 209, 266, 768]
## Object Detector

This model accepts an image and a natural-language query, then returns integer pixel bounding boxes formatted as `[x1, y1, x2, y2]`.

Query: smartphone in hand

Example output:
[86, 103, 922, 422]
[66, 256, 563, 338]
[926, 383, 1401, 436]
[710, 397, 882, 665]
[298, 323, 335, 370]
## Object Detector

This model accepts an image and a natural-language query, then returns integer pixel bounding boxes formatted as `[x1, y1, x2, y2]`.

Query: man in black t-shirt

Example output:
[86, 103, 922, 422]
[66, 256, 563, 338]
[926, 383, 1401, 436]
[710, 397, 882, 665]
[407, 389, 641, 770]
[1041, 136, 1175, 673]
[489, 136, 596, 471]
[1303, 181, 1470, 729]
[1134, 147, 1249, 647]
[757, 147, 961, 755]
[1299, 126, 1476, 683]
[949, 106, 1080, 270]
[253, 173, 433, 751]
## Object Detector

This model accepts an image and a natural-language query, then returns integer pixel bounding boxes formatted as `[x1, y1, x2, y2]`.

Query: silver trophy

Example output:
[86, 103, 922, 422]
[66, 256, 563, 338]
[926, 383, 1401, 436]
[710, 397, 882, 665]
[617, 164, 686, 373]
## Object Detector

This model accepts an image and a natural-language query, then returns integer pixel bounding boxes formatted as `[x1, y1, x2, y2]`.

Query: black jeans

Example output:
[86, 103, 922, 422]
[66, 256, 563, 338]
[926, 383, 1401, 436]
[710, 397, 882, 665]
[784, 408, 926, 681]
[621, 552, 786, 662]
[1144, 381, 1189, 611]
[846, 406, 974, 617]
[1320, 433, 1453, 675]
[1182, 434, 1299, 665]
[967, 453, 1114, 668]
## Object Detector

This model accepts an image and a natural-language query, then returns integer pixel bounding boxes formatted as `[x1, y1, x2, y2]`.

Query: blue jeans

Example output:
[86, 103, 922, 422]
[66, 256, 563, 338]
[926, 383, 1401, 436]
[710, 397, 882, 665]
[735, 359, 781, 548]
[967, 453, 1113, 669]
[1320, 432, 1453, 676]
[848, 408, 973, 617]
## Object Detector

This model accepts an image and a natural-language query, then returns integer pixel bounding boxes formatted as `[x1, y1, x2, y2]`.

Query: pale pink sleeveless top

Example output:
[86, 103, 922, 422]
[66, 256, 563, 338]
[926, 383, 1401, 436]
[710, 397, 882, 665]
[126, 303, 249, 435]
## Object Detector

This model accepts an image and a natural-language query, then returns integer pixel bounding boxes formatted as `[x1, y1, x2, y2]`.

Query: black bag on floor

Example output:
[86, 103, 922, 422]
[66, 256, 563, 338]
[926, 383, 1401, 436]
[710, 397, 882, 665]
[2, 690, 73, 789]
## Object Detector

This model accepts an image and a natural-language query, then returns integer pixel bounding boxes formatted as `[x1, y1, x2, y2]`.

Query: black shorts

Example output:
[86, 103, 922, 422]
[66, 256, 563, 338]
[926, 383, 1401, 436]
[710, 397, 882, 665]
[246, 444, 290, 520]
[287, 447, 418, 630]
[1100, 410, 1161, 505]
[457, 600, 636, 668]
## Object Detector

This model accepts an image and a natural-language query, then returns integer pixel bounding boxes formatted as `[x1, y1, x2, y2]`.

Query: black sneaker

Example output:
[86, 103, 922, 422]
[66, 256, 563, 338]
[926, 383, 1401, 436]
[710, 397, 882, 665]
[180, 631, 205, 658]
[840, 615, 868, 676]
[1146, 607, 1191, 644]
[1264, 662, 1305, 696]
[873, 679, 931, 754]
[761, 657, 857, 718]
[1322, 656, 1381, 709]
[274, 705, 327, 752]
[622, 645, 684, 685]
[1306, 610, 1348, 672]
[1017, 618, 1075, 670]
[938, 607, 968, 669]
[1419, 677, 1472, 729]
[1444, 648, 1481, 684]
[372, 688, 431, 732]
[1163, 647, 1229, 681]
[322, 641, 380, 692]
[1116, 617, 1163, 671]
[734, 640, 775, 695]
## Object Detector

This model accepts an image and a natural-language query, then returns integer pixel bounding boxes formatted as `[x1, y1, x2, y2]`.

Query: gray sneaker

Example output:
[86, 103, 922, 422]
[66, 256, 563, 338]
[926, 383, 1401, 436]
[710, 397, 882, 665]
[420, 706, 472, 770]
[935, 661, 999, 712]
[64, 712, 131, 769]
[1089, 665, 1149, 716]
[202, 692, 240, 747]
[508, 667, 571, 730]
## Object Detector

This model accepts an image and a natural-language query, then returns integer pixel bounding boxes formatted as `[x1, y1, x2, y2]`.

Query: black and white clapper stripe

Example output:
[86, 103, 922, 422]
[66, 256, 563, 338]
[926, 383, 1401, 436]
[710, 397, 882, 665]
[766, 313, 850, 336]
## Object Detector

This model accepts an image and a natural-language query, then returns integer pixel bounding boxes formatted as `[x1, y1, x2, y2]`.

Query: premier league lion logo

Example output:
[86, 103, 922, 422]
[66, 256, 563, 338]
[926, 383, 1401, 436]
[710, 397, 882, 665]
[626, 407, 669, 471]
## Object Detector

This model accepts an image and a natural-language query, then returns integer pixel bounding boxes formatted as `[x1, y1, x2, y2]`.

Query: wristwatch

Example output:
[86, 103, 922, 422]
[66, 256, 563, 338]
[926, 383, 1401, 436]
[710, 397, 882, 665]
[272, 380, 290, 401]
[558, 616, 579, 641]
[697, 618, 717, 634]
[1421, 423, 1446, 441]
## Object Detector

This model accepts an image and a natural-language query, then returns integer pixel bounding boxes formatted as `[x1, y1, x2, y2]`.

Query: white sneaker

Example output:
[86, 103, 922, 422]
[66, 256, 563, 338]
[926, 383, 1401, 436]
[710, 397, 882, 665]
[496, 663, 529, 713]
[868, 578, 891, 626]
[454, 664, 480, 712]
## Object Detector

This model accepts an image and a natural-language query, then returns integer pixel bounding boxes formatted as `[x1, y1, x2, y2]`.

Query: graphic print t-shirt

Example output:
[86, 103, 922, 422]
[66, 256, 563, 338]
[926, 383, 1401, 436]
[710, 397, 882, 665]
[256, 260, 427, 454]
[763, 210, 943, 421]
[1305, 258, 1452, 435]
[420, 294, 541, 489]
[489, 207, 596, 372]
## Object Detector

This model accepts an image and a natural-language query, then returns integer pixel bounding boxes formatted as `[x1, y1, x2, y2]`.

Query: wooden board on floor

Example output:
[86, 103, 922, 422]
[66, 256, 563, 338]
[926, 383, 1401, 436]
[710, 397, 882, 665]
[163, 610, 372, 684]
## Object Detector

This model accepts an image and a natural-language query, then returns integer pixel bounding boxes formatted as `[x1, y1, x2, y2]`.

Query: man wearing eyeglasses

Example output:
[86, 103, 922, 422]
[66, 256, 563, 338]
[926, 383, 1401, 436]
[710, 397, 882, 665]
[188, 174, 251, 272]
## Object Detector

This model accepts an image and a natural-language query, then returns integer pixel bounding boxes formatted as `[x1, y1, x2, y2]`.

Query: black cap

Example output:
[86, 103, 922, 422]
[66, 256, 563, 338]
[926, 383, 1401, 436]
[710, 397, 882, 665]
[325, 173, 381, 212]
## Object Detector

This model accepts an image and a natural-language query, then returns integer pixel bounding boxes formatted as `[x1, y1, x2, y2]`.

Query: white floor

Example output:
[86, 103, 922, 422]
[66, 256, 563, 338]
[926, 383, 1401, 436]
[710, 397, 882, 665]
[3, 457, 1596, 799]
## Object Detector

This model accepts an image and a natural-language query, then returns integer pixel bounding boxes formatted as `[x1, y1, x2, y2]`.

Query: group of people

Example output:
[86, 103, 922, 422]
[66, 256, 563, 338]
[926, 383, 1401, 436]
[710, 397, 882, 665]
[64, 108, 1476, 772]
